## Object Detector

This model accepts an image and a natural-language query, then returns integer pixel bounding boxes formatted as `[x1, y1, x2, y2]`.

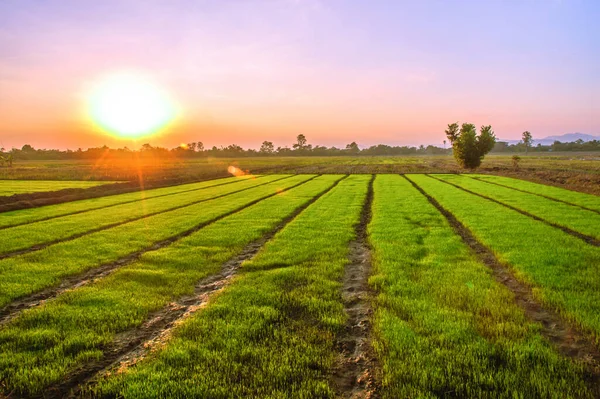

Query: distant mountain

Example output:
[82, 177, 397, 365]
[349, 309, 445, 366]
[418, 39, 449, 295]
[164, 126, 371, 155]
[498, 133, 600, 146]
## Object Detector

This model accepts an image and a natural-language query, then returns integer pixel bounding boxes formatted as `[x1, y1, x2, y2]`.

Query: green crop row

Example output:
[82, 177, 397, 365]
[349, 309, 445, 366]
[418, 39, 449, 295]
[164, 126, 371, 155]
[472, 175, 600, 212]
[408, 175, 600, 345]
[93, 175, 370, 398]
[0, 175, 314, 309]
[0, 175, 252, 229]
[0, 180, 116, 197]
[369, 175, 591, 398]
[431, 174, 600, 240]
[0, 175, 287, 256]
[0, 175, 344, 396]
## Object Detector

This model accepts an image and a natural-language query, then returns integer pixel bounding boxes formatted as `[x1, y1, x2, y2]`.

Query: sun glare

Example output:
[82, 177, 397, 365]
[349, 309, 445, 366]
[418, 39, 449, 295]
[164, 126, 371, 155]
[88, 73, 176, 139]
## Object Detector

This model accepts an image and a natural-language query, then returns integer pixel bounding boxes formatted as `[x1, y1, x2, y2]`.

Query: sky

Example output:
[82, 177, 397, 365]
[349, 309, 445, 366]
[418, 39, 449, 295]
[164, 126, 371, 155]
[0, 0, 598, 150]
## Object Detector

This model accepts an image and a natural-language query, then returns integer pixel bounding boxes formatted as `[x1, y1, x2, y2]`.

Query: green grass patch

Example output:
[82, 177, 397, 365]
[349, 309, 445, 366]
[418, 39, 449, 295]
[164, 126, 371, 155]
[0, 175, 313, 308]
[0, 175, 285, 255]
[408, 174, 600, 346]
[432, 174, 600, 240]
[93, 175, 370, 398]
[369, 175, 591, 398]
[0, 176, 252, 229]
[472, 175, 600, 212]
[0, 175, 343, 396]
[0, 180, 117, 196]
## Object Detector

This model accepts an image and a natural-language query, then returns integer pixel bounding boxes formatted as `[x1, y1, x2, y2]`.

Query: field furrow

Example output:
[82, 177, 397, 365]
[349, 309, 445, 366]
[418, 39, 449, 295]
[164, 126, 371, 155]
[0, 175, 255, 230]
[368, 174, 595, 397]
[471, 175, 600, 213]
[0, 175, 314, 312]
[0, 175, 344, 397]
[0, 175, 288, 257]
[333, 174, 377, 397]
[430, 174, 600, 242]
[406, 175, 600, 347]
[92, 175, 370, 398]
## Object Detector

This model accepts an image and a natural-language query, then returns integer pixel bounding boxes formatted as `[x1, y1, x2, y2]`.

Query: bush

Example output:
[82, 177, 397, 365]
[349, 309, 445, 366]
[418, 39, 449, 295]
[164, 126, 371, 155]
[445, 123, 496, 169]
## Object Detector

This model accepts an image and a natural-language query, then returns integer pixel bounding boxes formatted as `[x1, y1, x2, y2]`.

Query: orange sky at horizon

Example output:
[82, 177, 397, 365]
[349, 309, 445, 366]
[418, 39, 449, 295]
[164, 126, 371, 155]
[1, 1, 597, 151]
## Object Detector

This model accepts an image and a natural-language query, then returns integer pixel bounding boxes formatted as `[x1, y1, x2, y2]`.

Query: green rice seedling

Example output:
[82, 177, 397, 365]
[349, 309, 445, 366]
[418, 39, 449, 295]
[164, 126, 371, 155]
[0, 175, 313, 308]
[0, 175, 254, 229]
[431, 174, 600, 240]
[472, 174, 600, 212]
[0, 175, 286, 255]
[0, 180, 116, 196]
[407, 174, 600, 345]
[369, 175, 591, 398]
[0, 175, 344, 396]
[93, 175, 370, 398]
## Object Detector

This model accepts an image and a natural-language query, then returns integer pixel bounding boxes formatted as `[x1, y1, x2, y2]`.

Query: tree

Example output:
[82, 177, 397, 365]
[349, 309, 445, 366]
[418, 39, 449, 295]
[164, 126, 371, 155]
[345, 142, 360, 155]
[445, 122, 496, 169]
[522, 131, 533, 154]
[292, 134, 308, 151]
[259, 141, 275, 155]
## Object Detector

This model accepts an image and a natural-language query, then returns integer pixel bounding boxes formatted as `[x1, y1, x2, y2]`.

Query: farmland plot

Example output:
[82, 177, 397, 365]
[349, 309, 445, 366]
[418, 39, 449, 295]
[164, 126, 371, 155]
[0, 180, 117, 196]
[0, 175, 255, 229]
[0, 173, 598, 398]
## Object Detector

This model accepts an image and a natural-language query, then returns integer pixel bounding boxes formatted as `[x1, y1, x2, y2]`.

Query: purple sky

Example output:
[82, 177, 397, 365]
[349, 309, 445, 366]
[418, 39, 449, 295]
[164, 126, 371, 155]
[0, 0, 598, 150]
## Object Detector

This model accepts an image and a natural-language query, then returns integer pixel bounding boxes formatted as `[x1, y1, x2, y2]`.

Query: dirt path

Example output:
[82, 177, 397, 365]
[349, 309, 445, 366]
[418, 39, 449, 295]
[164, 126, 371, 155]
[0, 175, 294, 261]
[39, 175, 346, 399]
[427, 174, 600, 247]
[0, 176, 315, 327]
[406, 175, 600, 396]
[468, 176, 600, 216]
[333, 174, 378, 399]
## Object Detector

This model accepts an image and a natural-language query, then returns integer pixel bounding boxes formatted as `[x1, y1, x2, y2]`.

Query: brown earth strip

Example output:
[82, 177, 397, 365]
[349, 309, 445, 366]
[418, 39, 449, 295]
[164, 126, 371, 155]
[405, 175, 600, 396]
[467, 175, 600, 216]
[0, 175, 317, 327]
[0, 175, 266, 231]
[41, 175, 348, 399]
[426, 174, 600, 247]
[332, 174, 378, 399]
[0, 175, 294, 261]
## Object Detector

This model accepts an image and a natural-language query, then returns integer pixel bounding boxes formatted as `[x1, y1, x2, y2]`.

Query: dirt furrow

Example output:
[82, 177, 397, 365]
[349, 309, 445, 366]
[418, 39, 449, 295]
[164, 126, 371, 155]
[0, 175, 264, 231]
[426, 174, 600, 247]
[0, 175, 316, 327]
[0, 175, 294, 261]
[333, 174, 378, 399]
[39, 175, 344, 399]
[468, 176, 600, 216]
[405, 175, 600, 396]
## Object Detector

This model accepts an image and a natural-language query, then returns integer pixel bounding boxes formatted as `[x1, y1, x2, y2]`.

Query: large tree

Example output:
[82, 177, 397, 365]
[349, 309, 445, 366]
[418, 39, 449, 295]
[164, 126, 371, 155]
[445, 122, 496, 169]
[259, 141, 275, 155]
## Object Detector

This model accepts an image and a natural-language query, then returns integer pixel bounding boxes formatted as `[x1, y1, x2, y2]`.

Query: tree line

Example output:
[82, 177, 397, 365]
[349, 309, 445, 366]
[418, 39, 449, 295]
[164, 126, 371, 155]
[1, 132, 598, 165]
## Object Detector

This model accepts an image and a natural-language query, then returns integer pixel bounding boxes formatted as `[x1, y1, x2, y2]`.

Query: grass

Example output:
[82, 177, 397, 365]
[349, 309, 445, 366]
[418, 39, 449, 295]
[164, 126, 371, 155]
[0, 175, 345, 396]
[431, 174, 600, 240]
[92, 175, 370, 398]
[472, 174, 600, 212]
[0, 175, 313, 308]
[0, 175, 250, 229]
[0, 175, 285, 255]
[407, 174, 600, 345]
[0, 180, 117, 196]
[369, 175, 591, 398]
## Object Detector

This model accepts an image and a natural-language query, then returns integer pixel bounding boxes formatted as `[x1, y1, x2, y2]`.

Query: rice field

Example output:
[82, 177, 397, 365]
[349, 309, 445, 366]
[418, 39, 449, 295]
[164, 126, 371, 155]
[0, 174, 599, 398]
[0, 180, 116, 197]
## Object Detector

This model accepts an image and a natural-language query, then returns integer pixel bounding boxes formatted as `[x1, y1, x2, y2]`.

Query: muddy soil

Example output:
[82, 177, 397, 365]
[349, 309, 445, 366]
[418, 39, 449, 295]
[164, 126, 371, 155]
[333, 175, 378, 399]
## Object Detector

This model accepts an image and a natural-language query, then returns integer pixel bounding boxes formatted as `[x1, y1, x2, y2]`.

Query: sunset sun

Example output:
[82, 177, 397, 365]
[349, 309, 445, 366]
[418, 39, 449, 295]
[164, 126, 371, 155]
[88, 73, 176, 139]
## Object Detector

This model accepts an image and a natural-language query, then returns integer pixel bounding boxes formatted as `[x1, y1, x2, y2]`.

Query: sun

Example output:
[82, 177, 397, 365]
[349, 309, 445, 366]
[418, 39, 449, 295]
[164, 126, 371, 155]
[88, 73, 176, 139]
